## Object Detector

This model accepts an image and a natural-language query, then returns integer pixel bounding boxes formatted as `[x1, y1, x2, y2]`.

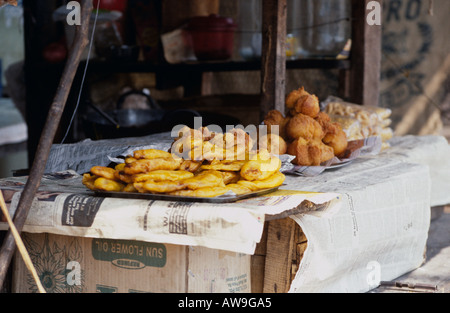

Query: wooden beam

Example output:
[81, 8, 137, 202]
[343, 0, 382, 106]
[260, 0, 287, 120]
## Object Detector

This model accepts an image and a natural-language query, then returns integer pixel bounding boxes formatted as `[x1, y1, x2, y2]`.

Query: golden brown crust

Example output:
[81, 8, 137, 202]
[285, 113, 325, 141]
[287, 137, 335, 166]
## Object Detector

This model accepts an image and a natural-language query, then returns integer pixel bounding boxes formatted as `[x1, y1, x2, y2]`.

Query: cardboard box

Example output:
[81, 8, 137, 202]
[12, 232, 251, 293]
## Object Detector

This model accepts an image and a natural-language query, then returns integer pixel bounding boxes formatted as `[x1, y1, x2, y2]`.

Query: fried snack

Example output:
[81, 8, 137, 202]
[225, 184, 253, 195]
[169, 186, 230, 198]
[123, 183, 138, 193]
[133, 148, 173, 160]
[94, 177, 125, 192]
[321, 122, 348, 156]
[134, 180, 187, 193]
[237, 172, 285, 191]
[286, 87, 320, 118]
[90, 166, 116, 180]
[182, 170, 225, 190]
[201, 159, 246, 172]
[287, 137, 335, 166]
[82, 173, 98, 190]
[132, 170, 194, 183]
[315, 111, 348, 156]
[286, 87, 310, 109]
[115, 163, 126, 171]
[258, 133, 287, 155]
[324, 99, 393, 147]
[221, 171, 241, 185]
[114, 170, 134, 184]
[180, 160, 203, 173]
[123, 157, 182, 175]
[263, 110, 290, 138]
[285, 113, 325, 141]
[240, 151, 282, 181]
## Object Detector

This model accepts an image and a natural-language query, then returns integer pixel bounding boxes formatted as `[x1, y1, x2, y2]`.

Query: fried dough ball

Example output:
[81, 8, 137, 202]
[314, 111, 348, 156]
[286, 87, 320, 118]
[240, 150, 282, 181]
[287, 137, 335, 166]
[285, 113, 325, 141]
[285, 87, 310, 109]
[258, 133, 287, 155]
[322, 122, 348, 157]
[263, 110, 290, 139]
[123, 157, 182, 175]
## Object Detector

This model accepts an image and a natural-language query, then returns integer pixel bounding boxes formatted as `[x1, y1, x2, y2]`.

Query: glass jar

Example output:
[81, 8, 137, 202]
[295, 0, 351, 58]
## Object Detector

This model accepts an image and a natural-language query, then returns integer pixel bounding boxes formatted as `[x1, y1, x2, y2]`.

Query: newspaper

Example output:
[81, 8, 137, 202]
[0, 170, 341, 255]
[3, 133, 449, 293]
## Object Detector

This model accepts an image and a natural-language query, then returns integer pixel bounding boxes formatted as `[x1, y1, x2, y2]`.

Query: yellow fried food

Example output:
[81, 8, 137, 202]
[133, 148, 173, 160]
[125, 157, 137, 164]
[90, 166, 116, 180]
[94, 177, 125, 192]
[82, 173, 98, 190]
[237, 172, 285, 190]
[114, 170, 134, 184]
[221, 171, 241, 184]
[182, 170, 225, 190]
[115, 163, 126, 171]
[169, 186, 230, 198]
[201, 159, 246, 172]
[240, 151, 282, 181]
[123, 157, 182, 175]
[225, 183, 252, 195]
[132, 170, 194, 182]
[134, 180, 187, 193]
[180, 160, 203, 173]
[123, 183, 138, 193]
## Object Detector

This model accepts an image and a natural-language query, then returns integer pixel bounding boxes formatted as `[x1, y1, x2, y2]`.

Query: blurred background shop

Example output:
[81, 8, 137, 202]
[0, 0, 449, 177]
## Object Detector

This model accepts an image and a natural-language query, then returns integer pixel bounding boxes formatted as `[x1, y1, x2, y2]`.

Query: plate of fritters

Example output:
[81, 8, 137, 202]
[82, 128, 285, 202]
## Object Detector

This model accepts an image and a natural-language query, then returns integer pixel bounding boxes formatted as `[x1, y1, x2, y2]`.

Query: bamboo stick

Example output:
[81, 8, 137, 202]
[0, 191, 46, 293]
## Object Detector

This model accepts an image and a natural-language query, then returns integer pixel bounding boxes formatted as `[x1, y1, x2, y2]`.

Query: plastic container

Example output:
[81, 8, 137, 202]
[186, 14, 237, 61]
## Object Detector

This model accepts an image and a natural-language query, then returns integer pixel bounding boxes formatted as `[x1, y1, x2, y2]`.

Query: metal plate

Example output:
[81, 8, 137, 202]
[325, 160, 354, 170]
[92, 186, 280, 203]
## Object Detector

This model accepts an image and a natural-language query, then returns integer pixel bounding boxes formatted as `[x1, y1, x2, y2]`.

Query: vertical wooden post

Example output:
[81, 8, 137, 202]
[341, 0, 382, 106]
[0, 0, 93, 288]
[260, 0, 287, 120]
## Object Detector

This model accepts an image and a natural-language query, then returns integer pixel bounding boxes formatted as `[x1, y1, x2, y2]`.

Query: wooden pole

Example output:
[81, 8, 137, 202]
[260, 0, 287, 120]
[0, 0, 93, 288]
[340, 0, 382, 106]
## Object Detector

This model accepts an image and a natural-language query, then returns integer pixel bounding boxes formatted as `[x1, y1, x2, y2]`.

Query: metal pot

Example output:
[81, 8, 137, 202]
[83, 90, 167, 139]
